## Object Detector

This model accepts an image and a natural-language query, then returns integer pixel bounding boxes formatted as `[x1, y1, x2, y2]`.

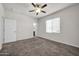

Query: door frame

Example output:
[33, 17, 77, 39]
[3, 18, 16, 43]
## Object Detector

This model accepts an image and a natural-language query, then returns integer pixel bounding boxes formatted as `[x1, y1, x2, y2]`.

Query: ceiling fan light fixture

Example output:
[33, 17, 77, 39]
[29, 3, 47, 15]
[35, 7, 41, 13]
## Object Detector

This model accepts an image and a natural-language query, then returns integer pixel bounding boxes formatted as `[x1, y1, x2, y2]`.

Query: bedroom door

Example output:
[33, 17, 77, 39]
[4, 19, 16, 43]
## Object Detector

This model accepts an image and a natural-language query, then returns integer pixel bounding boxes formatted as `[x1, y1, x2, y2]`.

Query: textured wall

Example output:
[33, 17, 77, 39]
[5, 10, 36, 40]
[37, 4, 79, 48]
[0, 4, 4, 50]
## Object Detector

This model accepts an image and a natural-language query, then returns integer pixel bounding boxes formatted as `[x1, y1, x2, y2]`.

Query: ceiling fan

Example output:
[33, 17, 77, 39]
[29, 3, 47, 15]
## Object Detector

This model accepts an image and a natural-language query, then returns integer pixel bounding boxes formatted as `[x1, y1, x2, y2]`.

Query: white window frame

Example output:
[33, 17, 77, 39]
[46, 17, 60, 33]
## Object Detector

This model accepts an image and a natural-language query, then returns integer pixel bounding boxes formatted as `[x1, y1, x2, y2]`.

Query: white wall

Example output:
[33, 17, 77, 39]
[33, 19, 38, 36]
[5, 10, 36, 40]
[0, 4, 4, 50]
[37, 4, 79, 48]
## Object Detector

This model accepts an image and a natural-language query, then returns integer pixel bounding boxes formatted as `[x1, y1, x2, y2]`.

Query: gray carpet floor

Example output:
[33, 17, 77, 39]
[0, 37, 79, 56]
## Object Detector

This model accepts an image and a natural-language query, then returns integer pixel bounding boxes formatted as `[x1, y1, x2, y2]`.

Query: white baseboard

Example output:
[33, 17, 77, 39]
[38, 36, 79, 48]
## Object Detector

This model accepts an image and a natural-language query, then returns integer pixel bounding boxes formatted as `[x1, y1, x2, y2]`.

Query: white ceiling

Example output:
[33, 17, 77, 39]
[3, 3, 75, 18]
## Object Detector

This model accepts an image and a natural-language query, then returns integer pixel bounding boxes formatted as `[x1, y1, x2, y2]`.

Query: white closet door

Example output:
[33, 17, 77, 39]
[4, 19, 16, 43]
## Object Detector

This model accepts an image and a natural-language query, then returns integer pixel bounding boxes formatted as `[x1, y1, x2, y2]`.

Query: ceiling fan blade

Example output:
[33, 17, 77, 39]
[36, 4, 39, 7]
[41, 10, 46, 13]
[36, 13, 38, 15]
[29, 10, 35, 12]
[32, 3, 36, 7]
[41, 4, 47, 8]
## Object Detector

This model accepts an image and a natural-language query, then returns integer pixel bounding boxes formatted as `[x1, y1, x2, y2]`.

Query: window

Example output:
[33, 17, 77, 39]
[33, 22, 37, 31]
[46, 17, 60, 33]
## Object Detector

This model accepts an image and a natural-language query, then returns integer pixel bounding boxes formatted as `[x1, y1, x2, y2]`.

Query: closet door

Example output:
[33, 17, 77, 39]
[4, 19, 16, 43]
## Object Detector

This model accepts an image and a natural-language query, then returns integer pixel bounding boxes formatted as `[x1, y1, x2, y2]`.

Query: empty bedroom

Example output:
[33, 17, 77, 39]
[0, 3, 79, 56]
